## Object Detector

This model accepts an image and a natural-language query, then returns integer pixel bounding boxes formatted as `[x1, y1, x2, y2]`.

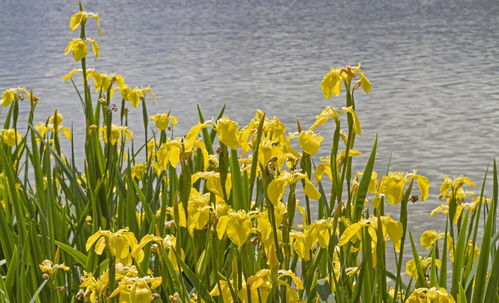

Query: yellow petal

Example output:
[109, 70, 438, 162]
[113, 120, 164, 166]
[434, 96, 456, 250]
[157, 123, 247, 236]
[420, 230, 442, 250]
[417, 176, 430, 201]
[94, 237, 107, 255]
[314, 163, 332, 184]
[89, 14, 102, 36]
[132, 234, 162, 258]
[338, 223, 364, 246]
[299, 130, 323, 156]
[216, 215, 229, 240]
[267, 179, 287, 205]
[304, 177, 321, 200]
[216, 117, 239, 150]
[71, 40, 88, 61]
[384, 218, 403, 252]
[342, 107, 361, 135]
[69, 12, 85, 32]
[225, 212, 252, 247]
[185, 122, 212, 152]
[61, 68, 82, 81]
[1, 90, 15, 107]
[360, 72, 372, 94]
[89, 39, 99, 59]
[278, 270, 304, 290]
[85, 230, 104, 251]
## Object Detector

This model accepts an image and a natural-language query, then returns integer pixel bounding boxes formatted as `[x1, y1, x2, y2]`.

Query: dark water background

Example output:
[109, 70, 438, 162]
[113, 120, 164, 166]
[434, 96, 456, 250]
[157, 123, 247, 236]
[1, 0, 499, 237]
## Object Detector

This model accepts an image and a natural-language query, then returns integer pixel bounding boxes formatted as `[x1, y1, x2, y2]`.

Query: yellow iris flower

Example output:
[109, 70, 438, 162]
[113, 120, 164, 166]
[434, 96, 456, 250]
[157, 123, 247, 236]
[289, 218, 336, 261]
[267, 170, 321, 205]
[299, 129, 324, 155]
[192, 171, 232, 201]
[256, 212, 281, 267]
[0, 129, 22, 146]
[289, 229, 315, 260]
[39, 259, 70, 276]
[211, 270, 303, 303]
[439, 175, 475, 200]
[156, 138, 182, 169]
[79, 271, 106, 303]
[379, 171, 430, 205]
[132, 234, 180, 271]
[177, 188, 212, 235]
[339, 215, 403, 266]
[110, 277, 162, 303]
[131, 163, 147, 180]
[321, 64, 371, 100]
[209, 280, 236, 303]
[419, 230, 444, 250]
[87, 70, 126, 92]
[62, 69, 127, 94]
[307, 218, 335, 248]
[245, 269, 303, 303]
[118, 86, 155, 108]
[86, 228, 142, 265]
[405, 256, 441, 279]
[1, 87, 32, 107]
[64, 38, 99, 61]
[99, 124, 133, 145]
[183, 121, 212, 152]
[310, 106, 361, 135]
[149, 112, 178, 131]
[69, 10, 102, 36]
[216, 116, 239, 150]
[406, 287, 455, 303]
[34, 111, 71, 140]
[216, 209, 253, 247]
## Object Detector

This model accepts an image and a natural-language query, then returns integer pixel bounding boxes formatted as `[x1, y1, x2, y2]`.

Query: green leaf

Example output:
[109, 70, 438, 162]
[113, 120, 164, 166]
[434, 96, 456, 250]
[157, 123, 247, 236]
[409, 231, 427, 288]
[451, 211, 470, 296]
[172, 249, 215, 303]
[197, 105, 214, 154]
[28, 280, 48, 303]
[353, 135, 377, 222]
[55, 241, 88, 266]
[471, 159, 498, 302]
[5, 246, 19, 291]
[457, 283, 468, 303]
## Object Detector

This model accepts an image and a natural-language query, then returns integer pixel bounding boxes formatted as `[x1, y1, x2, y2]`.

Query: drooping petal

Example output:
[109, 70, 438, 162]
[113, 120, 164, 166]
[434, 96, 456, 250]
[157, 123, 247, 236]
[359, 72, 372, 94]
[338, 222, 364, 246]
[267, 178, 287, 205]
[69, 12, 85, 32]
[304, 177, 321, 200]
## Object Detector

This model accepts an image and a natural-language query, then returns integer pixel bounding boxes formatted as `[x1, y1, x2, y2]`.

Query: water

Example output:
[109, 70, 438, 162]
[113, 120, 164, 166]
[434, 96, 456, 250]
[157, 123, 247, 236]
[1, 0, 499, 237]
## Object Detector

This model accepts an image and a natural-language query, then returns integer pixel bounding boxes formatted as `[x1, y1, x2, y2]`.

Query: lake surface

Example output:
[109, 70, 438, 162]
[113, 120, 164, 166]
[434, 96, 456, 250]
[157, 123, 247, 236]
[1, 0, 499, 234]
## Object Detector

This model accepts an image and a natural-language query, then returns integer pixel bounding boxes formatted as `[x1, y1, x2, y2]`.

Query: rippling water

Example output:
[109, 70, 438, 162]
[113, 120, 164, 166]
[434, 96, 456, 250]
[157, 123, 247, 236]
[1, 0, 499, 233]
